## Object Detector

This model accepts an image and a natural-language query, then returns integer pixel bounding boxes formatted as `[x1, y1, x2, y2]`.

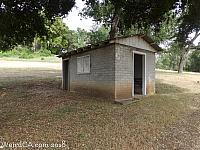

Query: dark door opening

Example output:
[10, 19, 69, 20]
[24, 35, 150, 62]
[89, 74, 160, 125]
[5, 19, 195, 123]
[134, 54, 143, 95]
[62, 59, 69, 90]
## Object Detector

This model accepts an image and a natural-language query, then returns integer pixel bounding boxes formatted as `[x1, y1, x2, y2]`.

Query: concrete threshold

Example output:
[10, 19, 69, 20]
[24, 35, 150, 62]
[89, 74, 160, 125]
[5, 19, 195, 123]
[114, 97, 142, 105]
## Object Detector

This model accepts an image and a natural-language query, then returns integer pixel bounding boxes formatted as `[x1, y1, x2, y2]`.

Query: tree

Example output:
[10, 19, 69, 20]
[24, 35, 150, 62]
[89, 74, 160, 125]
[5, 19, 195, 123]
[0, 0, 75, 50]
[186, 51, 200, 72]
[81, 0, 179, 39]
[156, 43, 181, 71]
[82, 0, 200, 73]
[89, 26, 109, 43]
[47, 19, 92, 54]
[47, 17, 71, 54]
[175, 0, 200, 73]
[177, 31, 200, 73]
[75, 28, 90, 48]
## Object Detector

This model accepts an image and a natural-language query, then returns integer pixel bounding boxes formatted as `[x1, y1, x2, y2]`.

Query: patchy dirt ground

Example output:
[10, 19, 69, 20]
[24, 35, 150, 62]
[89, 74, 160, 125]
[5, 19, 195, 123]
[0, 67, 200, 149]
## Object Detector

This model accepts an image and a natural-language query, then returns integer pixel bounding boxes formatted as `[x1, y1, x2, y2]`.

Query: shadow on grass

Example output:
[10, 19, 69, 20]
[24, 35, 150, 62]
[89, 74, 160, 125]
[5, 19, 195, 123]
[156, 80, 186, 94]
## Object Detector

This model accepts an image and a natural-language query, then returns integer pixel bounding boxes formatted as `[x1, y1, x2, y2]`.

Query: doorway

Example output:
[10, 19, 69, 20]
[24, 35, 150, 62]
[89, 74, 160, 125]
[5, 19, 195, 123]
[62, 59, 69, 90]
[132, 52, 146, 96]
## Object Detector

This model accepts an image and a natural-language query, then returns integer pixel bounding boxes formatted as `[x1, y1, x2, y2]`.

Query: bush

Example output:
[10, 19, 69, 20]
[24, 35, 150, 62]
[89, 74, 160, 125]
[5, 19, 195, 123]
[0, 49, 20, 57]
[0, 46, 52, 59]
[13, 45, 30, 53]
[19, 53, 34, 59]
[37, 49, 52, 57]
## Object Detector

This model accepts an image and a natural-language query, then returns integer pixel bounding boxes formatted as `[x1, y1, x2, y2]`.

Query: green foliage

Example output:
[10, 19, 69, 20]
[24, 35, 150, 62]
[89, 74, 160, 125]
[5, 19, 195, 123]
[19, 53, 34, 59]
[0, 0, 75, 50]
[38, 18, 109, 54]
[124, 13, 178, 44]
[0, 46, 52, 59]
[42, 18, 90, 54]
[82, 0, 200, 43]
[76, 28, 90, 48]
[156, 44, 181, 71]
[89, 26, 109, 43]
[82, 0, 181, 38]
[0, 19, 111, 58]
[157, 44, 200, 73]
[185, 51, 200, 72]
[47, 17, 71, 53]
[176, 0, 200, 46]
[36, 49, 52, 57]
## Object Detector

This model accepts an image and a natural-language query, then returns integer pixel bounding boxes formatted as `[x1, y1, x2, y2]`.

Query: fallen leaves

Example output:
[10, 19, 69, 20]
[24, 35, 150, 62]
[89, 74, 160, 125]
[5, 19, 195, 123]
[1, 68, 200, 149]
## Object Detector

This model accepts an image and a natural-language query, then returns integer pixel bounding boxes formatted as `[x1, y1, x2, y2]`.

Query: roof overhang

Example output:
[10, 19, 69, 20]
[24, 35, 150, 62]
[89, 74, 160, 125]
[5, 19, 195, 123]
[58, 34, 163, 58]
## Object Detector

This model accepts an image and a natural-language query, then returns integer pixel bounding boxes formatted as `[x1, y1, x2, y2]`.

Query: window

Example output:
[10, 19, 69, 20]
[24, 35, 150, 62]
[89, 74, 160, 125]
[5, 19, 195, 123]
[77, 55, 90, 74]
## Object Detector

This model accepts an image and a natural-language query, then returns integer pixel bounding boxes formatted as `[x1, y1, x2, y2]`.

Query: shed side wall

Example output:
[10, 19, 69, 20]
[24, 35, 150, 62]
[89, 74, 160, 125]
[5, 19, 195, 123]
[69, 45, 115, 98]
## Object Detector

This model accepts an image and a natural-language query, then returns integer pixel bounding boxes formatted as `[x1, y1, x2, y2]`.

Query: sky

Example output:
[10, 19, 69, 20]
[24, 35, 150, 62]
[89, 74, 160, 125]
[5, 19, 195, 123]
[63, 0, 200, 45]
[63, 0, 94, 31]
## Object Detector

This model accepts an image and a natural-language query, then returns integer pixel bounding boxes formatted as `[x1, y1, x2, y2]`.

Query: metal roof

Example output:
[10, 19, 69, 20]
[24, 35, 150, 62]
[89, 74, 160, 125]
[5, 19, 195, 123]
[58, 34, 162, 58]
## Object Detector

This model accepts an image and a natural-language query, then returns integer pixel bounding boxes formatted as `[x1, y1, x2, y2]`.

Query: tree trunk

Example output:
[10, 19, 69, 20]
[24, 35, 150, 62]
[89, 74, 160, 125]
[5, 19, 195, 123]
[177, 31, 200, 73]
[178, 49, 188, 73]
[109, 13, 119, 39]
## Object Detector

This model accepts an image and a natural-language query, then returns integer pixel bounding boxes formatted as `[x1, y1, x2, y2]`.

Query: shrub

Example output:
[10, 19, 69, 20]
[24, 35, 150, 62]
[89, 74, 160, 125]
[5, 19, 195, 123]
[0, 46, 52, 59]
[37, 49, 52, 57]
[19, 53, 34, 59]
[0, 50, 20, 57]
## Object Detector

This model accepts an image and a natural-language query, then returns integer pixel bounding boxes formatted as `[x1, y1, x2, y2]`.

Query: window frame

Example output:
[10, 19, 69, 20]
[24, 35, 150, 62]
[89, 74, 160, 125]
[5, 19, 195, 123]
[77, 55, 90, 74]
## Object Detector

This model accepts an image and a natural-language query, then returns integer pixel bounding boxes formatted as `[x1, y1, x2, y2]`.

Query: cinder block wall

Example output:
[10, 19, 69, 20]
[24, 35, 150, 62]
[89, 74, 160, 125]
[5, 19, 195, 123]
[68, 43, 155, 100]
[69, 44, 116, 98]
[114, 44, 156, 99]
[114, 45, 133, 99]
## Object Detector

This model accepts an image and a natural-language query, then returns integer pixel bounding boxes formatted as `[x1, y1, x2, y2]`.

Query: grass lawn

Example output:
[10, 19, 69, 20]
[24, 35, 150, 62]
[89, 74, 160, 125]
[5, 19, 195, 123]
[0, 56, 61, 63]
[0, 68, 200, 149]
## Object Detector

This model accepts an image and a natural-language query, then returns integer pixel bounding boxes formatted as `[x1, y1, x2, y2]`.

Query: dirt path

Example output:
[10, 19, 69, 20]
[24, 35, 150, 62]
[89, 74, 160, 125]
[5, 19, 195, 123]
[0, 60, 61, 70]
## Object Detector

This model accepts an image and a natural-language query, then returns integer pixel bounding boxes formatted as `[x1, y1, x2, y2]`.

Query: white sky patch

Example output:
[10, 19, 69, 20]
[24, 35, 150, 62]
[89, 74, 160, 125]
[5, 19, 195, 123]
[189, 32, 200, 46]
[194, 37, 200, 45]
[63, 0, 95, 31]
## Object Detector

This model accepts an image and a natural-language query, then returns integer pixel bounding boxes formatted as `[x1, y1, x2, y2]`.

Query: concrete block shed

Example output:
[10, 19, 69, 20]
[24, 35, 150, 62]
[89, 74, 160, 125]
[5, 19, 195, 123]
[59, 34, 162, 100]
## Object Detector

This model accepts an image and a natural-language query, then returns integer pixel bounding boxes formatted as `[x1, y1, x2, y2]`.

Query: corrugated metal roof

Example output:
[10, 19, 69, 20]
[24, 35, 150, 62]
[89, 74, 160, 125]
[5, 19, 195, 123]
[58, 34, 162, 58]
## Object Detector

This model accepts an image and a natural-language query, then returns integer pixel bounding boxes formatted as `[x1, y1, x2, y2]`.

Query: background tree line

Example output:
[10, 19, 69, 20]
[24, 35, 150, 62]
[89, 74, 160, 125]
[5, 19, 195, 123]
[34, 17, 109, 54]
[0, 17, 109, 58]
[0, 0, 199, 72]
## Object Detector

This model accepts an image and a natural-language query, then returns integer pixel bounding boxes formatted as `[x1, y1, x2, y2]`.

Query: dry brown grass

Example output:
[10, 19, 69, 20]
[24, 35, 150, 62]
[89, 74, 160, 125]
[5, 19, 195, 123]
[156, 70, 200, 93]
[0, 68, 200, 149]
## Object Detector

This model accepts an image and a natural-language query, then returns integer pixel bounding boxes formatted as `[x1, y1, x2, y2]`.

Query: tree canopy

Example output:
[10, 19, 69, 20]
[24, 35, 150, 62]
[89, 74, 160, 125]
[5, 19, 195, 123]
[81, 0, 200, 73]
[177, 0, 200, 46]
[0, 0, 75, 50]
[81, 0, 200, 42]
[81, 0, 180, 38]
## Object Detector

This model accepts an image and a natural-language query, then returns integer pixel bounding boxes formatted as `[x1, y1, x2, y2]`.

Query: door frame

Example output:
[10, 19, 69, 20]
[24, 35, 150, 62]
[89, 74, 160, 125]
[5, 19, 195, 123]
[132, 51, 147, 96]
[62, 58, 70, 90]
